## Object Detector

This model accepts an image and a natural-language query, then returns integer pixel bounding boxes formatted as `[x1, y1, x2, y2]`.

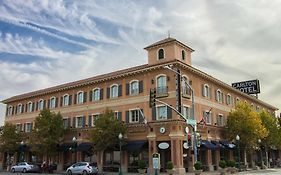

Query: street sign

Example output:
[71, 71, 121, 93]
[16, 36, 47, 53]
[187, 119, 196, 126]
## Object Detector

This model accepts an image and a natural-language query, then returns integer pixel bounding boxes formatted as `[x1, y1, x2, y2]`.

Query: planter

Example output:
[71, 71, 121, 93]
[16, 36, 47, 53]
[166, 169, 174, 175]
[137, 169, 146, 174]
[219, 168, 226, 175]
[194, 169, 203, 175]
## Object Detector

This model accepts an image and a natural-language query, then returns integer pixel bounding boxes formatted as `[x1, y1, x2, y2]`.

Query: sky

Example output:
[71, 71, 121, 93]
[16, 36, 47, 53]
[1, 0, 281, 125]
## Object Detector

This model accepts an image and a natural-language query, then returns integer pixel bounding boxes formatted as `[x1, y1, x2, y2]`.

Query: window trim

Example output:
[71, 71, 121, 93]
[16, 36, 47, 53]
[91, 113, 100, 126]
[129, 108, 140, 123]
[110, 84, 118, 98]
[157, 48, 165, 60]
[75, 115, 84, 128]
[49, 96, 56, 109]
[129, 80, 139, 95]
[216, 89, 222, 103]
[92, 88, 101, 101]
[226, 94, 232, 105]
[77, 91, 84, 104]
[38, 99, 44, 110]
[8, 105, 13, 116]
[25, 122, 32, 133]
[63, 94, 69, 106]
[181, 49, 186, 60]
[156, 105, 168, 120]
[217, 114, 224, 126]
[62, 117, 69, 129]
[203, 84, 210, 98]
[27, 101, 33, 113]
[17, 103, 23, 114]
[182, 105, 191, 119]
[204, 110, 212, 124]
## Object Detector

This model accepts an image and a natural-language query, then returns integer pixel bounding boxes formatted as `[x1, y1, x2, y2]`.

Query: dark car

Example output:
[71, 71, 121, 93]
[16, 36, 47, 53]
[27, 164, 42, 173]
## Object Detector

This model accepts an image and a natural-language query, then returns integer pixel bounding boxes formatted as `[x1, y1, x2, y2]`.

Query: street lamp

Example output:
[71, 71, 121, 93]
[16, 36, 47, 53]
[258, 139, 263, 169]
[118, 133, 123, 175]
[164, 65, 198, 162]
[236, 135, 241, 172]
[72, 136, 77, 163]
[20, 141, 24, 162]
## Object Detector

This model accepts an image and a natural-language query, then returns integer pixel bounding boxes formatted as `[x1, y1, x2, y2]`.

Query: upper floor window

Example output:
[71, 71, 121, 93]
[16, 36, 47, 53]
[38, 99, 44, 110]
[156, 75, 167, 94]
[182, 106, 190, 119]
[157, 105, 168, 120]
[28, 102, 33, 112]
[236, 97, 240, 105]
[226, 94, 232, 105]
[77, 91, 84, 104]
[91, 114, 100, 126]
[203, 111, 212, 124]
[63, 94, 69, 106]
[182, 50, 186, 60]
[8, 106, 13, 116]
[217, 114, 224, 126]
[129, 109, 140, 123]
[63, 118, 69, 129]
[114, 111, 122, 121]
[202, 84, 211, 98]
[49, 97, 56, 109]
[130, 80, 139, 95]
[182, 76, 191, 96]
[76, 116, 84, 128]
[16, 123, 22, 132]
[17, 104, 22, 114]
[110, 84, 118, 98]
[93, 88, 100, 101]
[216, 89, 223, 103]
[158, 48, 164, 60]
[25, 123, 32, 132]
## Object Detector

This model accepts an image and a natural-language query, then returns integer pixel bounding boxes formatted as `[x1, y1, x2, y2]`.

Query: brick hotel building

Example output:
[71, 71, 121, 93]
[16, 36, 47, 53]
[1, 38, 278, 173]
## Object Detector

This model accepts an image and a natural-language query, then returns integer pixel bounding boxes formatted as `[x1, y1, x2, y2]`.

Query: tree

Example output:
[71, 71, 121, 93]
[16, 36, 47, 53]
[0, 123, 21, 166]
[90, 109, 126, 168]
[30, 109, 64, 159]
[226, 102, 268, 150]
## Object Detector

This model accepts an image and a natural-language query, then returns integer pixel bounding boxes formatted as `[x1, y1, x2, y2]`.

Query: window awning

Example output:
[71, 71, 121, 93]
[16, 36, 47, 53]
[77, 142, 93, 152]
[201, 140, 217, 150]
[220, 141, 236, 149]
[122, 140, 147, 152]
[58, 143, 73, 152]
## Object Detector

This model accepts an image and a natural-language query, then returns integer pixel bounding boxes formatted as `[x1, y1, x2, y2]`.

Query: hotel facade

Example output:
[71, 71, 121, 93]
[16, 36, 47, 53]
[1, 38, 278, 174]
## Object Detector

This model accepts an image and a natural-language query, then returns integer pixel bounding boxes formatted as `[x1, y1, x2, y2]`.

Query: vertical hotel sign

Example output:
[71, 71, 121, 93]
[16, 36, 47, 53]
[231, 80, 260, 94]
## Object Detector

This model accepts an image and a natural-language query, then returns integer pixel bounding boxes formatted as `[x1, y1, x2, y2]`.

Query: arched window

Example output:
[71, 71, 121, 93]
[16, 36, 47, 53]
[158, 48, 164, 60]
[28, 101, 33, 112]
[110, 84, 118, 98]
[156, 75, 167, 94]
[77, 91, 84, 104]
[182, 50, 186, 60]
[236, 97, 240, 105]
[182, 76, 191, 96]
[38, 99, 44, 110]
[17, 103, 22, 114]
[130, 80, 139, 95]
[216, 89, 223, 102]
[8, 106, 13, 116]
[63, 94, 69, 106]
[50, 97, 56, 108]
[226, 94, 232, 105]
[93, 88, 100, 101]
[203, 84, 210, 98]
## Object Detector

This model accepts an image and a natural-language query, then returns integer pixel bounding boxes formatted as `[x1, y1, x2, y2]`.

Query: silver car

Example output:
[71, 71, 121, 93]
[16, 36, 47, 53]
[66, 162, 98, 175]
[11, 162, 33, 173]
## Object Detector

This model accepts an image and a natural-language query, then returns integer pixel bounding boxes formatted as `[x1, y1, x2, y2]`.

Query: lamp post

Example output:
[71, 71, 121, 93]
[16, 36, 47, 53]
[20, 141, 24, 162]
[258, 139, 263, 169]
[164, 65, 198, 162]
[72, 136, 77, 163]
[118, 133, 123, 175]
[236, 135, 241, 172]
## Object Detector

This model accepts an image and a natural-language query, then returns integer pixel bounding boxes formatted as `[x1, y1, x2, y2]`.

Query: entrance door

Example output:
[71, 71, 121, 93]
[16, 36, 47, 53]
[157, 141, 171, 172]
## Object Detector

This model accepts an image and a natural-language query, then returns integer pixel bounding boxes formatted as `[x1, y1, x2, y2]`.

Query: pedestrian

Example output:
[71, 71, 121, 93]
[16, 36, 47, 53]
[41, 160, 47, 173]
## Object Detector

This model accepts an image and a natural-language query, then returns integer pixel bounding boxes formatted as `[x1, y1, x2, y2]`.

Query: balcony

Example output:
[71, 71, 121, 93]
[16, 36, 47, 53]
[156, 86, 168, 97]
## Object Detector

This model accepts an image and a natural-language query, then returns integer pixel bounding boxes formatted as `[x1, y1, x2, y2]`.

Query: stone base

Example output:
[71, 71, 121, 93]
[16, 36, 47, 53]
[174, 167, 186, 175]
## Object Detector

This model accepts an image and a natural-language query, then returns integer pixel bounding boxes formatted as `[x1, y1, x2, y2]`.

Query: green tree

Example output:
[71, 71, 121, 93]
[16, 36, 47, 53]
[30, 109, 64, 159]
[90, 109, 126, 168]
[0, 123, 21, 165]
[226, 102, 268, 150]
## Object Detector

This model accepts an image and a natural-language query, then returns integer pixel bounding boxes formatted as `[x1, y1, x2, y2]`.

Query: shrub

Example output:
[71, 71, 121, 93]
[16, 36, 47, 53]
[166, 161, 174, 170]
[194, 161, 202, 170]
[226, 160, 236, 167]
[138, 160, 147, 169]
[219, 160, 227, 169]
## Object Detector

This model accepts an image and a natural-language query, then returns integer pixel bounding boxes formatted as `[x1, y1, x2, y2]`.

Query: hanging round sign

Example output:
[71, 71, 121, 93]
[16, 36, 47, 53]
[159, 127, 165, 134]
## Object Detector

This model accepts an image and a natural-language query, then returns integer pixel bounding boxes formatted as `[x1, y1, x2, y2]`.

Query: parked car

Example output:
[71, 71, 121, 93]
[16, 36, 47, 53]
[11, 162, 33, 173]
[66, 162, 98, 175]
[27, 164, 42, 173]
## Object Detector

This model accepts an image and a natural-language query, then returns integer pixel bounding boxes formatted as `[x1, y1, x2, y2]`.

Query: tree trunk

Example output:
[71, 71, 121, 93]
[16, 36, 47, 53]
[265, 148, 269, 168]
[243, 149, 248, 168]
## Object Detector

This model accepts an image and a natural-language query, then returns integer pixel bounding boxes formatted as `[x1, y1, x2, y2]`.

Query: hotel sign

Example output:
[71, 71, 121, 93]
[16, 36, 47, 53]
[232, 80, 260, 94]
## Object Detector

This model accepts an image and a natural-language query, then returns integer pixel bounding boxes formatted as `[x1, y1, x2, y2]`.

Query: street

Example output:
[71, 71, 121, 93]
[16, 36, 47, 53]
[1, 168, 281, 175]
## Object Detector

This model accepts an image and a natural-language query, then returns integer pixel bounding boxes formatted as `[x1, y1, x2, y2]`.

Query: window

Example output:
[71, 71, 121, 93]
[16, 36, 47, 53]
[182, 106, 190, 119]
[226, 94, 232, 105]
[16, 124, 22, 132]
[8, 106, 13, 116]
[28, 102, 33, 112]
[236, 97, 240, 105]
[49, 97, 56, 108]
[92, 114, 100, 126]
[38, 99, 44, 110]
[77, 91, 84, 104]
[93, 89, 100, 101]
[182, 76, 191, 96]
[110, 85, 118, 98]
[76, 116, 83, 128]
[158, 48, 164, 60]
[216, 89, 223, 103]
[17, 104, 22, 114]
[156, 75, 167, 94]
[217, 114, 224, 126]
[130, 80, 139, 95]
[63, 118, 69, 129]
[182, 50, 186, 60]
[157, 106, 168, 120]
[25, 123, 32, 132]
[114, 111, 122, 120]
[203, 111, 212, 124]
[130, 109, 140, 123]
[256, 106, 260, 111]
[203, 84, 210, 98]
[63, 94, 69, 106]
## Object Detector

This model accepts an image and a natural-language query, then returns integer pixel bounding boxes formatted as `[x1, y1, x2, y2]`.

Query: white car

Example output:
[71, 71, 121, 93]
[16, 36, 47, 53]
[66, 162, 98, 175]
[11, 162, 33, 173]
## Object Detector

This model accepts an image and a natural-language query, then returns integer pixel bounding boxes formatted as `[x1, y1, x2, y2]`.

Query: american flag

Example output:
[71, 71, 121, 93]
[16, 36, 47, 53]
[199, 108, 212, 128]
